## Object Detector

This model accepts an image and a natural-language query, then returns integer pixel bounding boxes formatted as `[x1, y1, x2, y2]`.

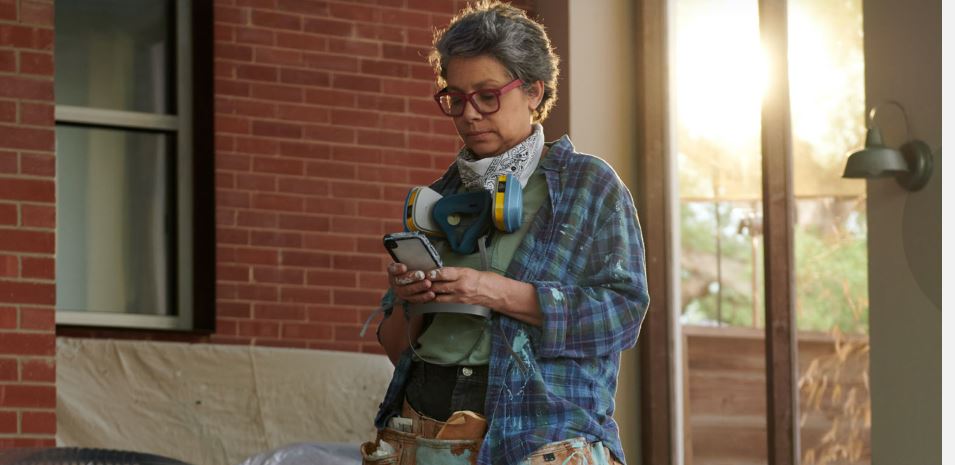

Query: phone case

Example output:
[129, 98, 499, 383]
[383, 231, 443, 272]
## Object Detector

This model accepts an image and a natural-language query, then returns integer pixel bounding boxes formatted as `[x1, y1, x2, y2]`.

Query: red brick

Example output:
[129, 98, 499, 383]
[217, 43, 253, 62]
[0, 50, 14, 72]
[215, 24, 235, 42]
[237, 210, 278, 228]
[326, 38, 379, 57]
[407, 0, 455, 13]
[253, 156, 304, 175]
[279, 68, 330, 87]
[0, 254, 16, 278]
[309, 340, 360, 352]
[332, 254, 382, 272]
[236, 27, 274, 46]
[303, 18, 353, 37]
[0, 101, 14, 123]
[217, 190, 251, 208]
[0, 410, 15, 434]
[303, 52, 358, 72]
[19, 0, 53, 26]
[252, 120, 302, 139]
[214, 5, 248, 25]
[280, 142, 330, 161]
[250, 83, 303, 102]
[0, 76, 53, 101]
[234, 248, 279, 265]
[333, 289, 381, 307]
[215, 78, 250, 97]
[331, 74, 380, 93]
[218, 264, 250, 282]
[0, 332, 54, 355]
[0, 24, 53, 50]
[216, 115, 251, 134]
[251, 230, 302, 248]
[217, 227, 250, 245]
[275, 31, 324, 50]
[19, 152, 56, 175]
[0, 0, 15, 21]
[304, 160, 355, 179]
[355, 24, 405, 43]
[0, 203, 18, 226]
[235, 283, 280, 301]
[355, 165, 409, 184]
[330, 146, 381, 164]
[302, 233, 355, 252]
[0, 306, 15, 329]
[236, 63, 278, 82]
[306, 270, 356, 288]
[21, 258, 53, 280]
[381, 113, 431, 132]
[253, 266, 304, 285]
[21, 411, 55, 434]
[19, 51, 53, 76]
[333, 324, 374, 342]
[236, 136, 280, 155]
[255, 338, 308, 349]
[329, 216, 382, 235]
[217, 302, 251, 319]
[382, 44, 430, 63]
[236, 320, 280, 338]
[252, 193, 305, 212]
[0, 125, 53, 151]
[0, 178, 54, 202]
[281, 250, 330, 267]
[330, 181, 381, 200]
[254, 47, 303, 66]
[281, 322, 333, 339]
[254, 302, 305, 320]
[304, 88, 354, 107]
[236, 173, 277, 191]
[21, 204, 55, 228]
[275, 104, 329, 124]
[303, 198, 354, 216]
[20, 358, 55, 382]
[356, 94, 405, 113]
[276, 213, 328, 232]
[252, 10, 302, 30]
[357, 128, 405, 148]
[379, 9, 430, 29]
[275, 0, 329, 15]
[358, 200, 400, 218]
[19, 307, 53, 330]
[302, 125, 353, 143]
[307, 305, 359, 324]
[330, 109, 380, 128]
[218, 98, 276, 118]
[359, 271, 389, 289]
[0, 230, 54, 254]
[0, 438, 56, 448]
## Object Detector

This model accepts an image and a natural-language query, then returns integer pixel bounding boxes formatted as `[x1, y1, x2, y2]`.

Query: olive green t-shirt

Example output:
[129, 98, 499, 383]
[413, 167, 548, 365]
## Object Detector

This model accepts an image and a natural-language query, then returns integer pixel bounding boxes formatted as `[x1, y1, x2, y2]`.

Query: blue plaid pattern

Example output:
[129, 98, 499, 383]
[375, 136, 649, 465]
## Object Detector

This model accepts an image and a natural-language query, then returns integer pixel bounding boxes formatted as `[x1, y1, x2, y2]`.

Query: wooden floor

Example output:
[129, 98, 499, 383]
[683, 326, 871, 465]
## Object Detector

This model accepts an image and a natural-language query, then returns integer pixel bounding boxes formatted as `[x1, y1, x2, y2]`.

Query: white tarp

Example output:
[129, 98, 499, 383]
[56, 338, 393, 465]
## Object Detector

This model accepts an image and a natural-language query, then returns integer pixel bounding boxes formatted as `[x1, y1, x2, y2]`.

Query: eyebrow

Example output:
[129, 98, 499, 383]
[445, 79, 503, 92]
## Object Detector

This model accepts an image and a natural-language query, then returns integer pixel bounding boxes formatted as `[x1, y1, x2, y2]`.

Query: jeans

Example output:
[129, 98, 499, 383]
[518, 437, 622, 465]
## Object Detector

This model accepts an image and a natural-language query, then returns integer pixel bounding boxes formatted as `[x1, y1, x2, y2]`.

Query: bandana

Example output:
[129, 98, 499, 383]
[455, 124, 545, 192]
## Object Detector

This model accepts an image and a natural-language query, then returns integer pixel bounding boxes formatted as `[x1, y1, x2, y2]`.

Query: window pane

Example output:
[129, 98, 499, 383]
[789, 0, 871, 462]
[56, 126, 175, 315]
[672, 0, 768, 463]
[55, 0, 176, 114]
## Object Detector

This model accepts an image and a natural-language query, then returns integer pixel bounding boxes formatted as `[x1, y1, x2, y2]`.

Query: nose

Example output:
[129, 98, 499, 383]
[460, 98, 483, 121]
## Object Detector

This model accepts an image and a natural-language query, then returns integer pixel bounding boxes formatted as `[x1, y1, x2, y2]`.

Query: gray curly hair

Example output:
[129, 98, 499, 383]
[429, 1, 560, 123]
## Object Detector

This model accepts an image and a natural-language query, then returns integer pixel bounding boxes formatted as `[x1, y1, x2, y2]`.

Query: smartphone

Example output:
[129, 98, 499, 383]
[383, 231, 443, 272]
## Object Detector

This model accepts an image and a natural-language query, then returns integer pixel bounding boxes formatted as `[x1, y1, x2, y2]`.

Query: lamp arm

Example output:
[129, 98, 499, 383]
[867, 100, 914, 141]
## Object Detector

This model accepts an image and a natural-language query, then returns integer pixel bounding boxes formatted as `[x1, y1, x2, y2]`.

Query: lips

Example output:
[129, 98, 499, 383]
[465, 130, 492, 138]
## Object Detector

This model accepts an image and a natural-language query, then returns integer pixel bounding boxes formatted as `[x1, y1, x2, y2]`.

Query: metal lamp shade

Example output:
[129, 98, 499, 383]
[842, 127, 909, 178]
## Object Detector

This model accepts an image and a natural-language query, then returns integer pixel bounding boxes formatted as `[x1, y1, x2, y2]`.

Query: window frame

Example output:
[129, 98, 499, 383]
[53, 0, 214, 332]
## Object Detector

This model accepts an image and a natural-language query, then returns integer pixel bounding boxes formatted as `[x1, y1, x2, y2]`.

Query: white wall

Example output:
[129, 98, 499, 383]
[863, 0, 942, 463]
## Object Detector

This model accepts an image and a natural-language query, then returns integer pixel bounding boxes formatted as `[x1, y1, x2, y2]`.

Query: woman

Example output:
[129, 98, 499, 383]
[372, 2, 649, 464]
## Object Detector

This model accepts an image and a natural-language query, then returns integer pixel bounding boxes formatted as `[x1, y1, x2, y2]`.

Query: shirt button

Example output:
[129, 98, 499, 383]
[461, 367, 473, 377]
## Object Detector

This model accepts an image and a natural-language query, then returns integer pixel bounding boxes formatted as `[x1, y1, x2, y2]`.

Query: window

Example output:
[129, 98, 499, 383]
[54, 0, 213, 330]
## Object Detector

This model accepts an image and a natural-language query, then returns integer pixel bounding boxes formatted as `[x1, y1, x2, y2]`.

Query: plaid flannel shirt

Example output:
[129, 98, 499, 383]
[375, 135, 650, 465]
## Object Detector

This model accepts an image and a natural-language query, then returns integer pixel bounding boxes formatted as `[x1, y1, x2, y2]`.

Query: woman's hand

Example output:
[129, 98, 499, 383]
[388, 262, 436, 305]
[427, 267, 543, 326]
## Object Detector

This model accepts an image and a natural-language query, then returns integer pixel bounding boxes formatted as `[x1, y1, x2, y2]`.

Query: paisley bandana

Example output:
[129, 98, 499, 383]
[455, 124, 545, 192]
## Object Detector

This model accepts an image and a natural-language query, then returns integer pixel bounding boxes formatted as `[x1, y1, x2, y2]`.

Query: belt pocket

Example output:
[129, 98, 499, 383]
[362, 428, 417, 465]
[524, 437, 594, 465]
[414, 437, 482, 465]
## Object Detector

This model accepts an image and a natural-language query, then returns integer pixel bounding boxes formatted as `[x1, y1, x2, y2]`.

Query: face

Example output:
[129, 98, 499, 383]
[442, 55, 544, 159]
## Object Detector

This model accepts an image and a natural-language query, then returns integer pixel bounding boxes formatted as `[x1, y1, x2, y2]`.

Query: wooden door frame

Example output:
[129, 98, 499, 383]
[634, 0, 799, 464]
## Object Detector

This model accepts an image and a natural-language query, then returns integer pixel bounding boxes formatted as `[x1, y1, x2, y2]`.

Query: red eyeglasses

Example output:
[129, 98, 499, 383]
[433, 79, 524, 117]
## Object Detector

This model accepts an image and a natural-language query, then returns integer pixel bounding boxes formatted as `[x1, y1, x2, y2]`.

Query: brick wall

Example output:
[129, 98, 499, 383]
[0, 0, 57, 448]
[212, 0, 529, 352]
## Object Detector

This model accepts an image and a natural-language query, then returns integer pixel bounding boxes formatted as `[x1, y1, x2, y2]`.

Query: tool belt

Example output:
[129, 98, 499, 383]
[360, 400, 487, 465]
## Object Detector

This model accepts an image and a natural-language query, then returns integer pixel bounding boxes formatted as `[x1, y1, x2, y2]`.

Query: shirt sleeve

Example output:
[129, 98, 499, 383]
[528, 188, 650, 359]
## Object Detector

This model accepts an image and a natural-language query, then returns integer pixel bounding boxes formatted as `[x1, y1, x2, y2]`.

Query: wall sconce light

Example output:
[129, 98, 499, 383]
[842, 100, 934, 191]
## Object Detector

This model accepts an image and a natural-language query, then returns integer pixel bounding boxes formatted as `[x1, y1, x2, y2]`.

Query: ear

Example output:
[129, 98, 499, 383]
[525, 80, 544, 110]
